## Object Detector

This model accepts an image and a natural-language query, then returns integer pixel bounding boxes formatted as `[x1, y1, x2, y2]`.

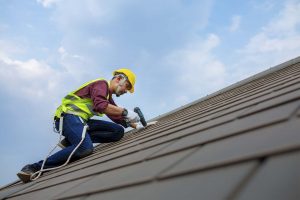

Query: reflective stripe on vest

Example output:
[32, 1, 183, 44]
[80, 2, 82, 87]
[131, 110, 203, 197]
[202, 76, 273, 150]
[54, 78, 109, 120]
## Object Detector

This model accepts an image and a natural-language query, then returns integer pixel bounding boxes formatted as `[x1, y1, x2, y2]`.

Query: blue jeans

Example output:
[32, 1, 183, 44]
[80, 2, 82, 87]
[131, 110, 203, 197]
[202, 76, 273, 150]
[32, 114, 124, 170]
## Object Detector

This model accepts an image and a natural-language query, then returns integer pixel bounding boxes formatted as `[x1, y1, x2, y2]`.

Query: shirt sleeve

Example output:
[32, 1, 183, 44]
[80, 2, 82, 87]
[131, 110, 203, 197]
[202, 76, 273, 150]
[89, 80, 110, 113]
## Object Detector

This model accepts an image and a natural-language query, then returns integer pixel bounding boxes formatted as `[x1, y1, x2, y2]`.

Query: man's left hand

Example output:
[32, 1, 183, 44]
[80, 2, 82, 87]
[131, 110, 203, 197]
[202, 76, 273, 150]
[130, 122, 144, 130]
[135, 122, 144, 130]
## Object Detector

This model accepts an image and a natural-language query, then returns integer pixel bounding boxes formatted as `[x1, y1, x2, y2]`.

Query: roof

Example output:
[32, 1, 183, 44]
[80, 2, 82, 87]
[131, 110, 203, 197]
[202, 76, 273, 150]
[1, 56, 300, 200]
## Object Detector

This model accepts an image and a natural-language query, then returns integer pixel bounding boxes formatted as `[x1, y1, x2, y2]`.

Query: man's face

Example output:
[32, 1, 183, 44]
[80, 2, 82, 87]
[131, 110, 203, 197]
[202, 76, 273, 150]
[115, 78, 132, 97]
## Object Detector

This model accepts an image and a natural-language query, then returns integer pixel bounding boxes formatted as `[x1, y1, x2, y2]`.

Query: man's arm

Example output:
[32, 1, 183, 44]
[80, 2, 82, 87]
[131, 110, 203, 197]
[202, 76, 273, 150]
[103, 104, 125, 116]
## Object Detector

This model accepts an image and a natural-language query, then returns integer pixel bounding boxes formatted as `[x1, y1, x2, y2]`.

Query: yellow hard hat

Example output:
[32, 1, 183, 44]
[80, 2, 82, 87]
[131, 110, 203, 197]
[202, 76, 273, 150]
[113, 68, 136, 93]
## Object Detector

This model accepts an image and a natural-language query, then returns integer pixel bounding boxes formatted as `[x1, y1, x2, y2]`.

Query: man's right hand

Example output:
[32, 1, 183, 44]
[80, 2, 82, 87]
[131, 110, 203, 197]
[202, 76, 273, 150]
[125, 109, 140, 123]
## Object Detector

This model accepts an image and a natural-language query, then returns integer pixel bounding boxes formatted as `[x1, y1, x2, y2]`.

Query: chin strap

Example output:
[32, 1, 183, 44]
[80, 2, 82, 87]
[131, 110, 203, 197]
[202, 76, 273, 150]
[30, 116, 88, 181]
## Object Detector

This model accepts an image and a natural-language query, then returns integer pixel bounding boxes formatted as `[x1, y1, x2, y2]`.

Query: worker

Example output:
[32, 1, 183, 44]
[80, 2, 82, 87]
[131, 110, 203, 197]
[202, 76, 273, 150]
[17, 68, 143, 183]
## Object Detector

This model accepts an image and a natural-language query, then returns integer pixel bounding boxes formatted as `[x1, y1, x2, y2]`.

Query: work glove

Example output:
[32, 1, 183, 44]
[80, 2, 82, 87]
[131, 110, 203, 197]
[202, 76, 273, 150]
[125, 109, 140, 123]
[135, 122, 145, 130]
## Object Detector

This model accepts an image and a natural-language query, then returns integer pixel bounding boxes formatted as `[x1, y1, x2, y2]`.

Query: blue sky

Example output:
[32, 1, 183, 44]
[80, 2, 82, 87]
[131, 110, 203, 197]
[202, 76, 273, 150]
[1, 0, 300, 186]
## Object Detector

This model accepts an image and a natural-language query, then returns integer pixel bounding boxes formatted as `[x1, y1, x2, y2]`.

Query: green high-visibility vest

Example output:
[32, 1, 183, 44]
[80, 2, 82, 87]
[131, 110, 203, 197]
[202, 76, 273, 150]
[54, 78, 109, 120]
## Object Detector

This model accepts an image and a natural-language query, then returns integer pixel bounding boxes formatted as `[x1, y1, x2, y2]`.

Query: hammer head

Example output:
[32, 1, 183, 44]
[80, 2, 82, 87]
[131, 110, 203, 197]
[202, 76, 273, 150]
[134, 107, 147, 127]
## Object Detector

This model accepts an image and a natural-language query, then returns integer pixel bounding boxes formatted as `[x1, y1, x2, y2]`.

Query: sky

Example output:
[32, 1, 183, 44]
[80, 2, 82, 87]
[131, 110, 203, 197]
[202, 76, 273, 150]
[1, 0, 300, 187]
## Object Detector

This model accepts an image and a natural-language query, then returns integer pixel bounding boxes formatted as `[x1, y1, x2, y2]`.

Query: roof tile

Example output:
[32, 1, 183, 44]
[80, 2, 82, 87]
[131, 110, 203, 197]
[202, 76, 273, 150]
[235, 150, 300, 200]
[82, 161, 258, 200]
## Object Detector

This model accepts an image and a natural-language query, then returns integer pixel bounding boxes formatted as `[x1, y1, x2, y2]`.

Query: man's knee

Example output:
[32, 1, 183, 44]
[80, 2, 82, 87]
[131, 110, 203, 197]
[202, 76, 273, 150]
[74, 146, 93, 158]
[114, 125, 124, 141]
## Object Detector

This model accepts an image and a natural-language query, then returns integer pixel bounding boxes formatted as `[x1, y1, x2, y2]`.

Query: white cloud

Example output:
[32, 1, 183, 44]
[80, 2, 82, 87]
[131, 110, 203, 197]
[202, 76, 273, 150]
[37, 0, 61, 8]
[243, 33, 300, 53]
[165, 34, 227, 99]
[250, 0, 276, 11]
[0, 57, 61, 100]
[88, 37, 110, 47]
[229, 15, 241, 32]
[244, 1, 300, 53]
[0, 40, 65, 105]
[267, 1, 300, 33]
[58, 46, 66, 55]
[57, 46, 91, 82]
[58, 46, 84, 60]
[45, 0, 123, 30]
[0, 40, 26, 58]
[234, 0, 300, 79]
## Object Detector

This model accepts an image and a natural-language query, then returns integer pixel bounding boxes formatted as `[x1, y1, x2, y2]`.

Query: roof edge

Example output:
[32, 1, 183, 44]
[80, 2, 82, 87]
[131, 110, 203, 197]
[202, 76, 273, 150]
[150, 56, 300, 121]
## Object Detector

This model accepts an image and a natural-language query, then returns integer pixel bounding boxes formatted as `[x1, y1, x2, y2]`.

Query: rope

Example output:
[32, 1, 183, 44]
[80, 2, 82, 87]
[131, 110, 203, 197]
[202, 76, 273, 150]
[30, 116, 88, 181]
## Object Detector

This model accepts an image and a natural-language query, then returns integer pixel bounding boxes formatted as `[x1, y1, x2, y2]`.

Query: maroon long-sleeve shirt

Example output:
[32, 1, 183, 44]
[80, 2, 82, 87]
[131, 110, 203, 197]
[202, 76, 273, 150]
[74, 80, 127, 126]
